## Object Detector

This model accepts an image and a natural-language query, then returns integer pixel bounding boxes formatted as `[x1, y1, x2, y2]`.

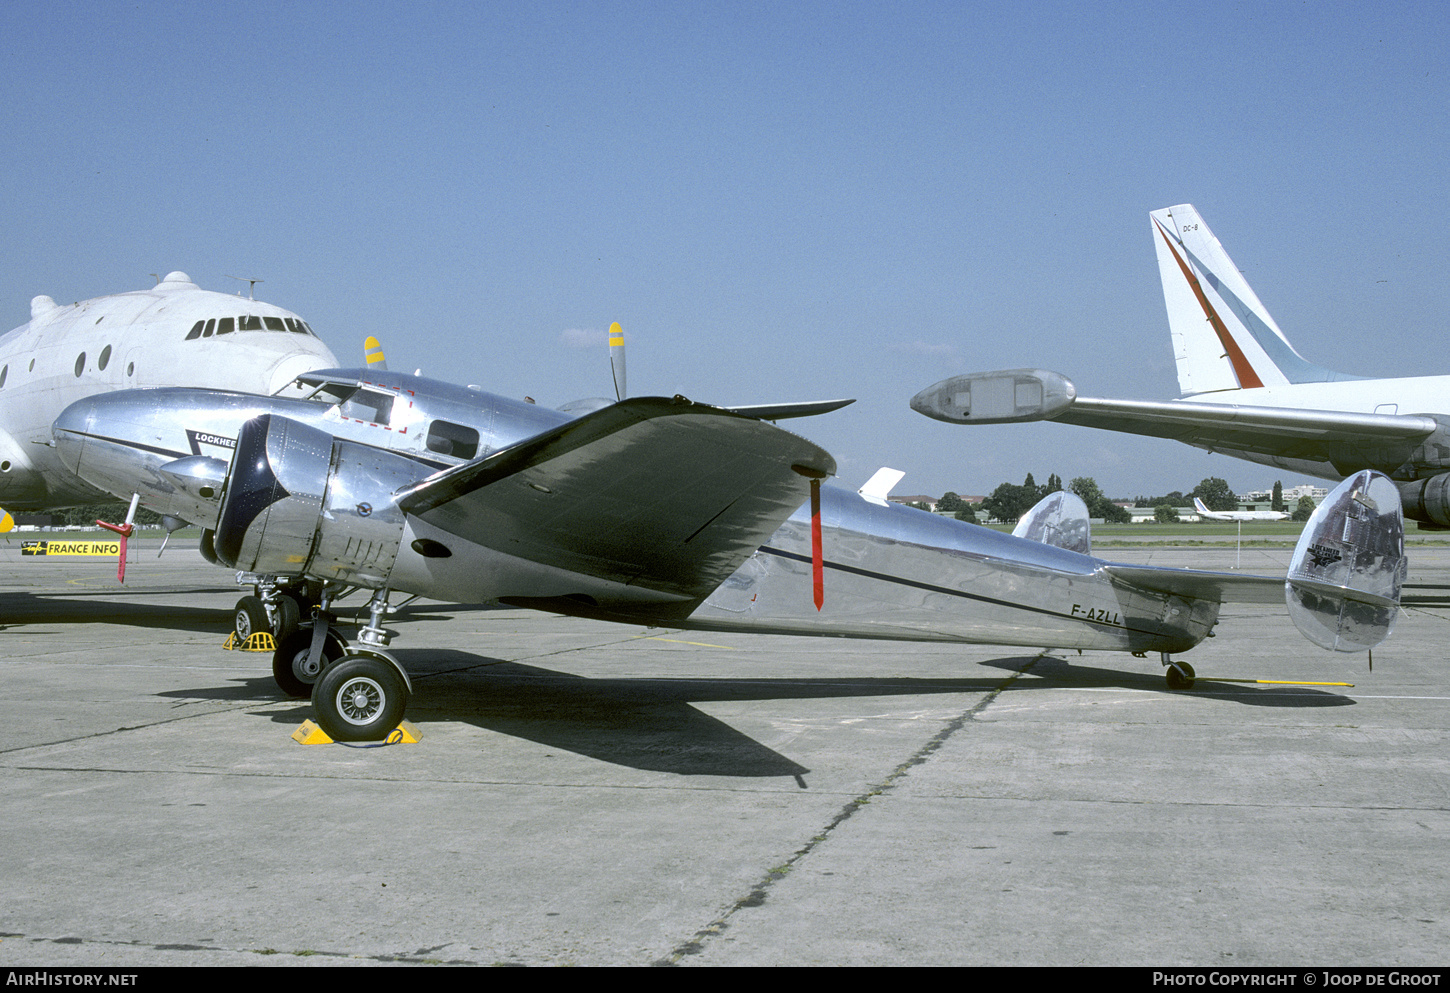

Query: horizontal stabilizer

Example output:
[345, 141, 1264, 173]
[1013, 491, 1091, 555]
[1286, 470, 1405, 651]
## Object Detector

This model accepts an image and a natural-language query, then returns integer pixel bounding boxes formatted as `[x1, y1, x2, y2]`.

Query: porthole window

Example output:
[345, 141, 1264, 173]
[0, 366, 7, 389]
[74, 353, 85, 377]
[28, 358, 35, 372]
[98, 345, 111, 371]
[127, 362, 134, 377]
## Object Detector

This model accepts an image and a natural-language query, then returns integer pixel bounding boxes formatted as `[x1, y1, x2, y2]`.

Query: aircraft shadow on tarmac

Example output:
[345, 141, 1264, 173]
[0, 590, 237, 634]
[164, 646, 1352, 782]
[981, 653, 1357, 708]
[0, 592, 506, 636]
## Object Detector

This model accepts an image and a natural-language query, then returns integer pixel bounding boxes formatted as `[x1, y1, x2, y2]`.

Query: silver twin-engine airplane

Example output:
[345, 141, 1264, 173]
[52, 347, 1407, 742]
[910, 204, 1450, 529]
[0, 271, 338, 518]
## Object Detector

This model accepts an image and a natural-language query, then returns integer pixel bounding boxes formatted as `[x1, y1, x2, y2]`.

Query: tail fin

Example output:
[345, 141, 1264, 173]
[1193, 496, 1209, 515]
[1150, 204, 1351, 396]
[1012, 490, 1091, 555]
[1286, 470, 1404, 651]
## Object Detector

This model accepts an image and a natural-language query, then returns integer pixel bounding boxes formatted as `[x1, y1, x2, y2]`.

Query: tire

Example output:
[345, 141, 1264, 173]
[272, 627, 346, 698]
[1165, 662, 1195, 691]
[272, 595, 301, 641]
[234, 595, 269, 641]
[312, 655, 409, 743]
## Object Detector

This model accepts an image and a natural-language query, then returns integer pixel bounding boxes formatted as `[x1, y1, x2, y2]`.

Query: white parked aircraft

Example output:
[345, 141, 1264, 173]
[909, 204, 1450, 527]
[0, 271, 338, 519]
[1192, 497, 1288, 522]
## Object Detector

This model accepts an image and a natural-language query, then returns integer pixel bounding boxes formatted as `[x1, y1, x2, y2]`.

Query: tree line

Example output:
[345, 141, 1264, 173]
[929, 475, 1316, 525]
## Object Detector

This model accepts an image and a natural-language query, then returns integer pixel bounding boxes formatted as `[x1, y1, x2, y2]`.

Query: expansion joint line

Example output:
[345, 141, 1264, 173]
[655, 656, 1040, 965]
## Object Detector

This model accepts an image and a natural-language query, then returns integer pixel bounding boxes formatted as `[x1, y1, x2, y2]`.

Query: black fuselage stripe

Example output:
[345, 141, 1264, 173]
[758, 545, 1158, 635]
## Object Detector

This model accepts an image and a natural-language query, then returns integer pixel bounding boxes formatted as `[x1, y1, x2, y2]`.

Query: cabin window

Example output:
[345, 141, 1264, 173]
[98, 346, 111, 370]
[426, 421, 480, 460]
[74, 353, 85, 377]
[339, 390, 394, 425]
[202, 319, 216, 338]
[185, 320, 205, 340]
[216, 317, 235, 335]
[263, 316, 286, 331]
[239, 315, 263, 331]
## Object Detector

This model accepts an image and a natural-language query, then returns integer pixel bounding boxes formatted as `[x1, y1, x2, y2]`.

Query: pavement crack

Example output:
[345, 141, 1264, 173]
[654, 658, 1037, 965]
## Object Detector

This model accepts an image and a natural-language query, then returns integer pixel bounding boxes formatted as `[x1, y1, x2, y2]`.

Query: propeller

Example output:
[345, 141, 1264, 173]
[364, 335, 388, 372]
[96, 493, 140, 583]
[609, 322, 626, 401]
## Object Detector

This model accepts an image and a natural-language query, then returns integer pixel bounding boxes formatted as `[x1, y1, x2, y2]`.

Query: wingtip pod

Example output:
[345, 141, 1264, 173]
[1286, 470, 1405, 652]
[910, 369, 1075, 424]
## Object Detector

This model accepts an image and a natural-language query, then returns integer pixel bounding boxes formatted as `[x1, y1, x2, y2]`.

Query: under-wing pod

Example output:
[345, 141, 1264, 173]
[910, 369, 1075, 424]
[1286, 470, 1405, 651]
[213, 414, 427, 587]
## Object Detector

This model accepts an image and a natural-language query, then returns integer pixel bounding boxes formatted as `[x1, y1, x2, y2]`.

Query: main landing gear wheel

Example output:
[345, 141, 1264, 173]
[272, 595, 302, 641]
[234, 596, 269, 641]
[311, 656, 409, 743]
[272, 627, 347, 698]
[1165, 661, 1196, 690]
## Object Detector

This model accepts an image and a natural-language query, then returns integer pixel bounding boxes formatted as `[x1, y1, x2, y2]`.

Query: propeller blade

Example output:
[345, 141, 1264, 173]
[96, 493, 140, 583]
[364, 335, 388, 372]
[609, 322, 626, 401]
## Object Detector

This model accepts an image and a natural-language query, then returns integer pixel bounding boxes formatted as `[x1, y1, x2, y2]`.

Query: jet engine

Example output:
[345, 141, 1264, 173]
[213, 414, 431, 588]
[1398, 474, 1450, 529]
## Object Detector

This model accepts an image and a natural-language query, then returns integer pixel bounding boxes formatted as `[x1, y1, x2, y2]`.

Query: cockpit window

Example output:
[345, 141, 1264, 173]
[185, 313, 318, 341]
[426, 421, 480, 460]
[338, 389, 394, 425]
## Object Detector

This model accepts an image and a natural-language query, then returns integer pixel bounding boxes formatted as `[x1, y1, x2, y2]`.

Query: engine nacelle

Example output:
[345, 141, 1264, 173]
[213, 414, 430, 587]
[1397, 473, 1450, 528]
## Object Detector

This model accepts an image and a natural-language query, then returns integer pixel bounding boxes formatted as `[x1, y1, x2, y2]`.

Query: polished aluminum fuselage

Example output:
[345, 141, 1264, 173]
[54, 373, 1218, 656]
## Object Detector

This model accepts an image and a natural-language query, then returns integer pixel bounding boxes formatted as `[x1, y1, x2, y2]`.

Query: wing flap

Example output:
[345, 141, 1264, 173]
[397, 397, 835, 600]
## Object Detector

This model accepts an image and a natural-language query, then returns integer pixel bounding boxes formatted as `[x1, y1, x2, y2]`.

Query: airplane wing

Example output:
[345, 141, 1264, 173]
[1057, 396, 1436, 458]
[1100, 563, 1286, 604]
[396, 396, 835, 601]
[910, 369, 1437, 469]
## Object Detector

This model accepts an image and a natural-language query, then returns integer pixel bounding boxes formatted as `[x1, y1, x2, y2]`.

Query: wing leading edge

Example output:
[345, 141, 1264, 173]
[397, 396, 836, 601]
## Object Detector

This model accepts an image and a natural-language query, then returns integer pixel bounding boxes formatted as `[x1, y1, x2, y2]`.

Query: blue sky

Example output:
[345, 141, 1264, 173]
[4, 1, 1446, 500]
